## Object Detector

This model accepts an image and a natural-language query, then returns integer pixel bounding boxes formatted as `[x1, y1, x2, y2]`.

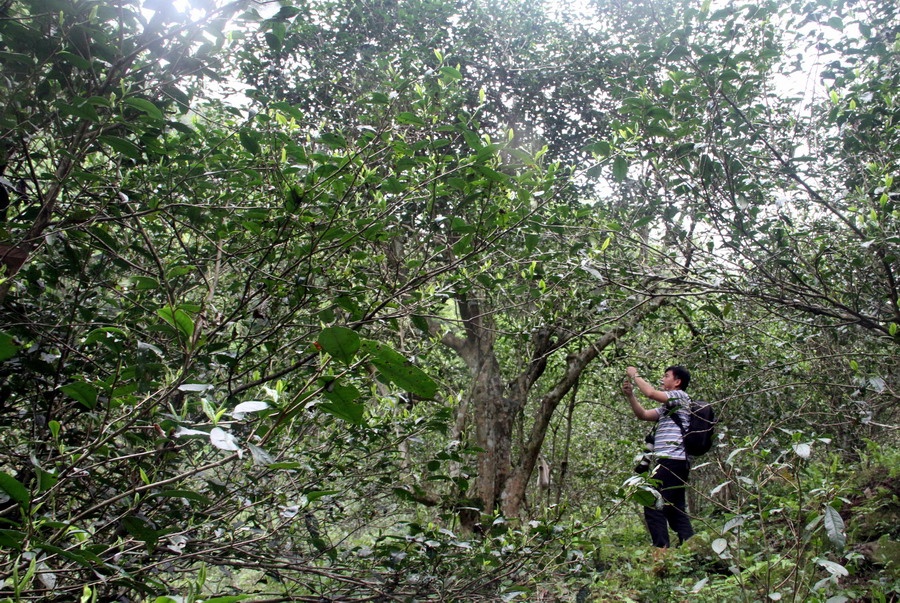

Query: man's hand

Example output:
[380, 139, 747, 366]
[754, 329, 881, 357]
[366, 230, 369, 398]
[624, 374, 660, 422]
[626, 366, 638, 379]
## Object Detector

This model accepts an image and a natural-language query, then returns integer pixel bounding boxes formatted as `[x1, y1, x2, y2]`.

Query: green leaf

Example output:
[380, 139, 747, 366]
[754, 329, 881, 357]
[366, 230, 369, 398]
[359, 340, 438, 399]
[410, 314, 430, 333]
[124, 97, 164, 120]
[823, 505, 846, 551]
[271, 5, 301, 20]
[317, 326, 360, 364]
[168, 120, 195, 135]
[285, 184, 304, 212]
[0, 471, 30, 505]
[644, 122, 671, 137]
[319, 377, 365, 425]
[629, 488, 657, 507]
[397, 112, 425, 127]
[450, 217, 474, 233]
[248, 442, 275, 466]
[584, 140, 611, 157]
[439, 66, 462, 81]
[392, 486, 417, 502]
[122, 515, 158, 550]
[265, 21, 286, 50]
[476, 165, 508, 183]
[150, 490, 212, 505]
[90, 224, 121, 252]
[586, 164, 603, 179]
[130, 276, 159, 291]
[0, 331, 19, 361]
[319, 377, 365, 424]
[319, 132, 346, 148]
[320, 378, 361, 404]
[452, 233, 473, 256]
[462, 129, 483, 151]
[99, 135, 142, 159]
[157, 306, 195, 340]
[0, 49, 33, 68]
[268, 462, 303, 470]
[36, 468, 57, 493]
[58, 50, 92, 71]
[319, 400, 366, 425]
[0, 529, 26, 549]
[239, 130, 261, 155]
[271, 101, 305, 121]
[305, 490, 339, 502]
[612, 156, 628, 181]
[58, 100, 100, 122]
[84, 327, 128, 353]
[699, 154, 720, 181]
[33, 542, 104, 567]
[61, 381, 99, 410]
[647, 106, 673, 120]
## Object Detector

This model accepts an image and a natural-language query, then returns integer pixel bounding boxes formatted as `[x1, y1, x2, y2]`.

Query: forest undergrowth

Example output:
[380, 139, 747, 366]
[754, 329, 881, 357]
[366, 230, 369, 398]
[527, 439, 900, 603]
[141, 439, 899, 603]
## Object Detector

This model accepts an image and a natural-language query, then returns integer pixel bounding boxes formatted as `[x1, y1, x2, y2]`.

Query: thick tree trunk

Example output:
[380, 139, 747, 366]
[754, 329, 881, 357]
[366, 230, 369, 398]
[471, 355, 515, 516]
[442, 297, 517, 519]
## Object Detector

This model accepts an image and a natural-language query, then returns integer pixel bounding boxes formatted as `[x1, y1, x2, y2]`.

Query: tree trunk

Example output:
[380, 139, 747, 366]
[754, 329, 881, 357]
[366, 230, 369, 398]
[441, 296, 517, 519]
[472, 354, 515, 517]
[555, 381, 579, 507]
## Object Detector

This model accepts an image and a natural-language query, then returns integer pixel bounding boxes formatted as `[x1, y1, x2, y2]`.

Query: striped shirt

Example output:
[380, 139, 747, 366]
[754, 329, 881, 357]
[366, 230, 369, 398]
[653, 390, 691, 461]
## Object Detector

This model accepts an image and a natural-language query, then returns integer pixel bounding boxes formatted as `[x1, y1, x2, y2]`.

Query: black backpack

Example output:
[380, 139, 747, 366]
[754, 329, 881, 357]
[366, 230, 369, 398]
[668, 400, 717, 457]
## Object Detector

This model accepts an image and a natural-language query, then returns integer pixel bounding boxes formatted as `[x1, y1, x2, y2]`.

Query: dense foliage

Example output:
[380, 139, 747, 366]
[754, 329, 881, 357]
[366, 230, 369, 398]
[0, 0, 897, 601]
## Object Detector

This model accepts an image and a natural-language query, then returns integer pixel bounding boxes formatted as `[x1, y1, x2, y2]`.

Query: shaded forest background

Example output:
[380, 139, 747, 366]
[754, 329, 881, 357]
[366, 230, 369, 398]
[0, 0, 898, 600]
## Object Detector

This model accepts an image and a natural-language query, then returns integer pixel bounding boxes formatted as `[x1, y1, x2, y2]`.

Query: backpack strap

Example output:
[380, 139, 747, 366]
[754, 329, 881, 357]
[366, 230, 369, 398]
[668, 408, 687, 435]
[664, 403, 689, 438]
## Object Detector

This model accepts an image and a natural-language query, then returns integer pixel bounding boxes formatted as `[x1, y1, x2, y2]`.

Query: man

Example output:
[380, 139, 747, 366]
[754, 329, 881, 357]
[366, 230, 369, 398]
[622, 365, 694, 548]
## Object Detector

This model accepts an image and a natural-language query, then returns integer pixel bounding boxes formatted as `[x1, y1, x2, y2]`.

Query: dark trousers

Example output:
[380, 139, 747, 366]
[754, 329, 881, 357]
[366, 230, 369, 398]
[644, 458, 694, 548]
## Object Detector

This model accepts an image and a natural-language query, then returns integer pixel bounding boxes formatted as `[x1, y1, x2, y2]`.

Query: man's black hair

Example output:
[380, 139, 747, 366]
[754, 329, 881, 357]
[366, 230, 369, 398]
[665, 365, 691, 390]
